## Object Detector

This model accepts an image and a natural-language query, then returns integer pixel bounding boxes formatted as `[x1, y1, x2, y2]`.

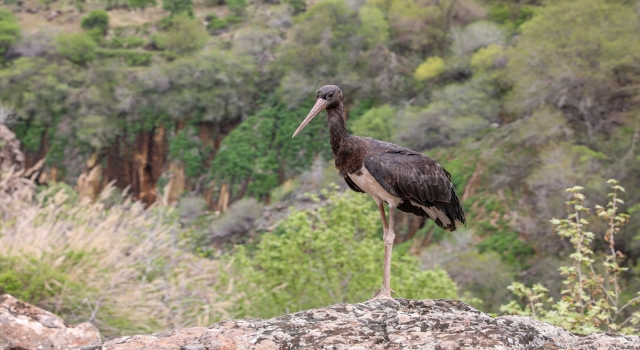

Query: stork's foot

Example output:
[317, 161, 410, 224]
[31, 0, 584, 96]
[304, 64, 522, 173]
[367, 287, 402, 308]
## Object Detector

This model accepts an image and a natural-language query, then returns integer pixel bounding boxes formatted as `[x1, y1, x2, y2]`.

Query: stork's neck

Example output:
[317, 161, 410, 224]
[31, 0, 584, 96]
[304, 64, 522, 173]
[327, 103, 350, 155]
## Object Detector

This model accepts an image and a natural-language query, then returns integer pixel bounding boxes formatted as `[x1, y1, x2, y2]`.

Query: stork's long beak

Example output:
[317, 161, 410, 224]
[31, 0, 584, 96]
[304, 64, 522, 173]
[292, 98, 329, 138]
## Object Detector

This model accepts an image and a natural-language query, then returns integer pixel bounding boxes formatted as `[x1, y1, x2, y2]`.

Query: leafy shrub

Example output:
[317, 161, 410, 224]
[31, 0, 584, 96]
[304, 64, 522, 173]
[205, 14, 227, 32]
[414, 56, 445, 81]
[80, 10, 110, 35]
[222, 187, 458, 319]
[226, 0, 247, 16]
[56, 33, 97, 66]
[501, 181, 640, 335]
[162, 0, 193, 17]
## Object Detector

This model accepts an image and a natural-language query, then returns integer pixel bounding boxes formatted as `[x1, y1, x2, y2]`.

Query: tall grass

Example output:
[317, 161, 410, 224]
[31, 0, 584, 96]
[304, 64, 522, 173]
[0, 176, 234, 339]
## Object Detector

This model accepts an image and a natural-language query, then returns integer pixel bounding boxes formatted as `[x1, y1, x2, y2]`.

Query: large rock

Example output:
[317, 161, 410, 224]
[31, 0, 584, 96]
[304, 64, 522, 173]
[0, 294, 101, 350]
[85, 299, 638, 350]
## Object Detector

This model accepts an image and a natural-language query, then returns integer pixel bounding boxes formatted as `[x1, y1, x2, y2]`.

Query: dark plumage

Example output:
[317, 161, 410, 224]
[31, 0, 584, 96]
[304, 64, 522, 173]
[292, 85, 465, 301]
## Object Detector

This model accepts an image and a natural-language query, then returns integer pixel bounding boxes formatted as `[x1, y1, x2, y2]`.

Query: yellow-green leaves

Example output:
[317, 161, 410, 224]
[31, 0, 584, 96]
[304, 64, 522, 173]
[414, 56, 445, 81]
[470, 44, 503, 72]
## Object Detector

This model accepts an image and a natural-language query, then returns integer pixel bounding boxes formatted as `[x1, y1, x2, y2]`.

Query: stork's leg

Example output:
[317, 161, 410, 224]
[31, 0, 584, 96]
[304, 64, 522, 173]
[369, 203, 397, 301]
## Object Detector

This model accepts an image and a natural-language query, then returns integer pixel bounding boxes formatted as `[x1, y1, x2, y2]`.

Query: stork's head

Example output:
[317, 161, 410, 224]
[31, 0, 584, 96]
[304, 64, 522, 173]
[292, 85, 343, 138]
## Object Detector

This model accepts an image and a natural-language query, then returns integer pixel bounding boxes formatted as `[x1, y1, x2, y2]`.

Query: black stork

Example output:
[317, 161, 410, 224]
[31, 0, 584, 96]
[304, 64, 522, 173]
[292, 85, 466, 301]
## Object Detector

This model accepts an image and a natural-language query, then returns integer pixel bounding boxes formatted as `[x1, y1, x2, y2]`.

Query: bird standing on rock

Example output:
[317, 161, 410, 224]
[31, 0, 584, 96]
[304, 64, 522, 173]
[292, 85, 466, 301]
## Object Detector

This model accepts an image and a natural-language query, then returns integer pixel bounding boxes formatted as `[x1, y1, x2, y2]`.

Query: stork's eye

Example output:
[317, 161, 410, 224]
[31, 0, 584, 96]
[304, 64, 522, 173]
[327, 93, 334, 99]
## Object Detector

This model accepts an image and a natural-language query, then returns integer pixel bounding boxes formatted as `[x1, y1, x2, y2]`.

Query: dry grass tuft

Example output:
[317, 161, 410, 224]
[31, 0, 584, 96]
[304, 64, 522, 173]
[0, 178, 234, 339]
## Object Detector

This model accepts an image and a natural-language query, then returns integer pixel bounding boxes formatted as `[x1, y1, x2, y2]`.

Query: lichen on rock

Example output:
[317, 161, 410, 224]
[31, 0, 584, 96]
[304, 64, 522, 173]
[86, 299, 640, 350]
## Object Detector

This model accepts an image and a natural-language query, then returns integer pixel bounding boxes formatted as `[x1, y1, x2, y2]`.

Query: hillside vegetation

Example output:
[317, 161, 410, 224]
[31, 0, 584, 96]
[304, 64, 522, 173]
[1, 0, 640, 338]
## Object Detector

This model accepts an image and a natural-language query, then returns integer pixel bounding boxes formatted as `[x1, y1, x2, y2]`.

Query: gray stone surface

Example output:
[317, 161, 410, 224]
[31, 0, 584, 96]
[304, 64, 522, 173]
[89, 299, 640, 349]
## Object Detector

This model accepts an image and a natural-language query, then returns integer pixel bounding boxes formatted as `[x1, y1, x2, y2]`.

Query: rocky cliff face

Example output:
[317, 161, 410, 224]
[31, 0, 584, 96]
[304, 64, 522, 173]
[85, 299, 639, 350]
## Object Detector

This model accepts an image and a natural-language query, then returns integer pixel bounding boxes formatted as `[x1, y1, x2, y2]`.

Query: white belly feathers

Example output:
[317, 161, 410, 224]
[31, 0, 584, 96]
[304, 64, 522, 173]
[348, 166, 403, 207]
[348, 165, 456, 228]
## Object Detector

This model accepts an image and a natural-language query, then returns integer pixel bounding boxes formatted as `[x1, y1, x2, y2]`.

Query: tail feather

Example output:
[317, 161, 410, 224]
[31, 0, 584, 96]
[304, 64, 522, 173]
[396, 187, 466, 231]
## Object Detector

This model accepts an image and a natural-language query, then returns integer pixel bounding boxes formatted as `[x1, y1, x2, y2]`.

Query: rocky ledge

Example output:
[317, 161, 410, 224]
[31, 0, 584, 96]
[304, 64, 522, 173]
[84, 299, 639, 350]
[0, 294, 101, 350]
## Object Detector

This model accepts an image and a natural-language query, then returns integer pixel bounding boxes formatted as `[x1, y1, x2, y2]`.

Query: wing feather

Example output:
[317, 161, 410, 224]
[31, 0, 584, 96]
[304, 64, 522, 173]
[363, 151, 452, 204]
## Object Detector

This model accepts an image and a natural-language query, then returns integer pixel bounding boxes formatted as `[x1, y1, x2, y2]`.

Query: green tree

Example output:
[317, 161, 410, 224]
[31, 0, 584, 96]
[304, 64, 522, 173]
[155, 13, 207, 54]
[507, 0, 640, 138]
[209, 99, 331, 200]
[222, 187, 458, 318]
[0, 8, 20, 64]
[56, 33, 97, 66]
[168, 128, 205, 179]
[162, 0, 193, 17]
[80, 10, 110, 35]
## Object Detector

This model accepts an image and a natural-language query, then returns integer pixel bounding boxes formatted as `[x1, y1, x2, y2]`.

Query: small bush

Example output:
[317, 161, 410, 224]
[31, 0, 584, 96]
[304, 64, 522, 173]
[226, 0, 247, 16]
[56, 33, 97, 66]
[80, 10, 110, 35]
[206, 14, 227, 32]
[162, 0, 193, 17]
